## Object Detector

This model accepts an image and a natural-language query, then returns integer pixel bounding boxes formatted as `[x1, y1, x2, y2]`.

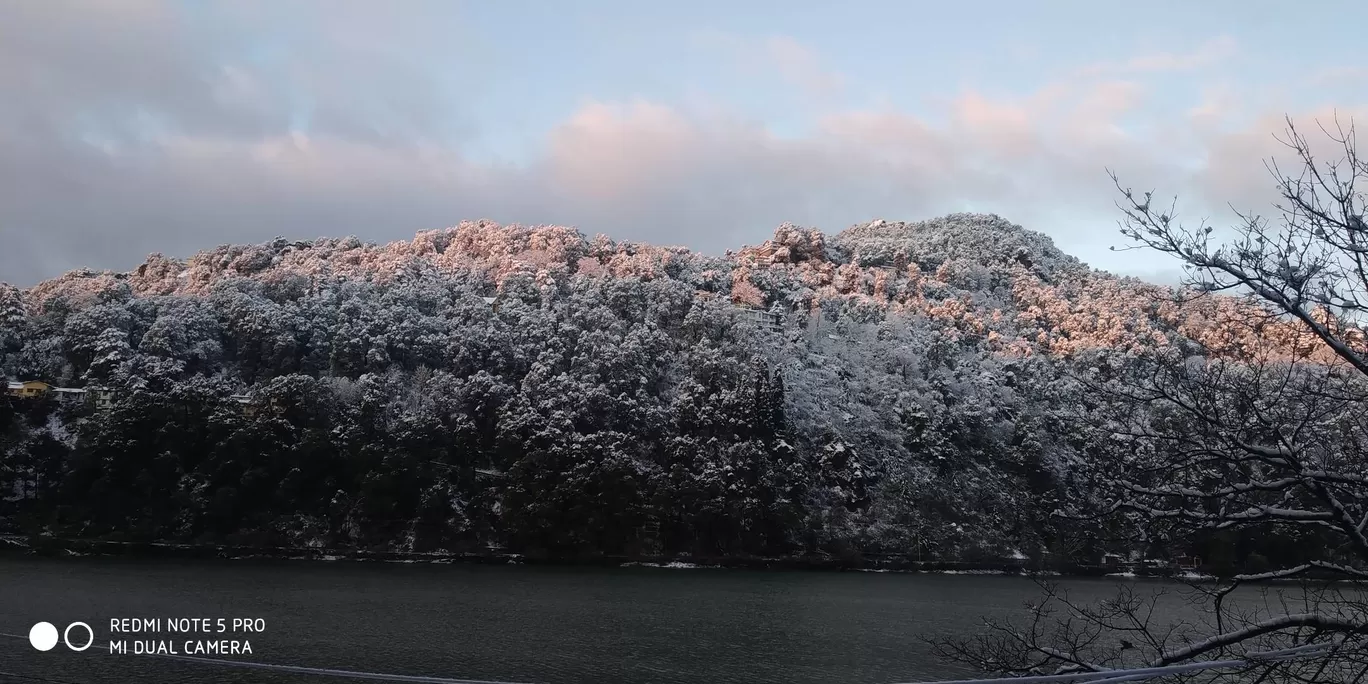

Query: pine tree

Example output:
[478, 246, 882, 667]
[767, 371, 787, 438]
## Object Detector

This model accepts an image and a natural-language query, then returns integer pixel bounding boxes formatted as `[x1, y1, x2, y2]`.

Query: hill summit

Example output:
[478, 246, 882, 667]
[833, 213, 1086, 280]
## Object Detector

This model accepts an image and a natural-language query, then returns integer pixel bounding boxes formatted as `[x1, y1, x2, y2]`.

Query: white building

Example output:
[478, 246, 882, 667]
[88, 387, 116, 410]
[735, 302, 785, 331]
[52, 387, 87, 405]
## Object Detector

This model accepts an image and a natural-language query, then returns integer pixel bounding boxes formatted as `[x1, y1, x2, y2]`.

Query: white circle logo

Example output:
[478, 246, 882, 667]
[29, 622, 58, 651]
[64, 622, 94, 652]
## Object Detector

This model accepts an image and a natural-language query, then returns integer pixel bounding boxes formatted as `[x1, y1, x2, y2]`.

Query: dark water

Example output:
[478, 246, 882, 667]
[1, 558, 1201, 684]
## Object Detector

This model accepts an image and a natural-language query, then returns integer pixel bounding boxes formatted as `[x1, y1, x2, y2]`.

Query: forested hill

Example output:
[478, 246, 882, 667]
[0, 214, 1317, 566]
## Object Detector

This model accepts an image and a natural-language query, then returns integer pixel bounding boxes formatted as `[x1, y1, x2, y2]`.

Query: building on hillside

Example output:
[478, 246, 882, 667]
[229, 394, 258, 417]
[6, 381, 115, 409]
[480, 295, 504, 313]
[52, 387, 87, 405]
[6, 380, 51, 398]
[88, 387, 116, 410]
[735, 301, 785, 331]
[229, 393, 284, 417]
[1101, 552, 1127, 570]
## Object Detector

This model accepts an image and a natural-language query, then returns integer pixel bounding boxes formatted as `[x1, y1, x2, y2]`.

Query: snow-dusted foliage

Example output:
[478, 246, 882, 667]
[938, 125, 1368, 682]
[0, 215, 1319, 560]
[834, 214, 1087, 280]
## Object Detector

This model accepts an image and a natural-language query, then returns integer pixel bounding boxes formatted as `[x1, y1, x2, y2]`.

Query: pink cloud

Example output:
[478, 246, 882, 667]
[1, 6, 1363, 286]
[527, 77, 1364, 261]
[546, 101, 705, 201]
[17, 74, 1357, 281]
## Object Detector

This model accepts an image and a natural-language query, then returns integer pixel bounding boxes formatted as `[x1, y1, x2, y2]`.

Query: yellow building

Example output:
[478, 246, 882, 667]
[5, 380, 51, 398]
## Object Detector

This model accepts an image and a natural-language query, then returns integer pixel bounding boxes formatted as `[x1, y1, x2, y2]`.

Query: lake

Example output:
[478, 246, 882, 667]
[2, 558, 1207, 684]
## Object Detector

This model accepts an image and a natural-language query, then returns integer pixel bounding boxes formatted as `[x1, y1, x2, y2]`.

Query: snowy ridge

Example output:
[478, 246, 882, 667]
[833, 213, 1087, 280]
[4, 214, 1305, 361]
[0, 214, 1322, 564]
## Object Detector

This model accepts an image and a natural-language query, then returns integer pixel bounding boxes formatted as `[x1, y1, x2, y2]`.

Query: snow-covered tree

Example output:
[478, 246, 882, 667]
[942, 117, 1368, 683]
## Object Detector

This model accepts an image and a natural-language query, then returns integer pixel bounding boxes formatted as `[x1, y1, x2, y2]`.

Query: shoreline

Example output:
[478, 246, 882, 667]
[0, 534, 1225, 579]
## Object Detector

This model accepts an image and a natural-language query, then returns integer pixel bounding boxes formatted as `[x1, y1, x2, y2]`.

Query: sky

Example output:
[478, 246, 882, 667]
[2, 0, 1366, 286]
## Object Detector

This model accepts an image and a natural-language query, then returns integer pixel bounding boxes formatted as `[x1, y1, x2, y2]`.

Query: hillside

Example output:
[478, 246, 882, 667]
[0, 214, 1316, 564]
[7, 213, 1296, 355]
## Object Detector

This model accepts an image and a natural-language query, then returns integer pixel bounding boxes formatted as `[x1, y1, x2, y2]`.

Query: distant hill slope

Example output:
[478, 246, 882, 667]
[6, 212, 1305, 360]
[0, 213, 1322, 561]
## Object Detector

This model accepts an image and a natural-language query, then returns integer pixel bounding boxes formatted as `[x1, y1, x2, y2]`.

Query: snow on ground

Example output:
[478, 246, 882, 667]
[621, 561, 720, 569]
[1177, 571, 1217, 581]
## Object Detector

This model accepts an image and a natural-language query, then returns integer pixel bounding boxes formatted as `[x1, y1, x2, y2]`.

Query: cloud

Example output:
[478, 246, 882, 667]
[1077, 35, 1238, 76]
[761, 36, 846, 99]
[0, 5, 1363, 287]
[1312, 66, 1368, 87]
[692, 31, 846, 102]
